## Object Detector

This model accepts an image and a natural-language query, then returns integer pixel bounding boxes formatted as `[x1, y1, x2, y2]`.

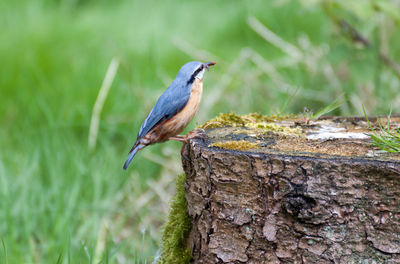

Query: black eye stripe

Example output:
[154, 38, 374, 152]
[194, 68, 202, 75]
[186, 65, 204, 85]
[195, 65, 204, 74]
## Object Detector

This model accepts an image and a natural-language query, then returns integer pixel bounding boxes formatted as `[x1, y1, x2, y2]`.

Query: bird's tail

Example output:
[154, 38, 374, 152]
[123, 143, 144, 170]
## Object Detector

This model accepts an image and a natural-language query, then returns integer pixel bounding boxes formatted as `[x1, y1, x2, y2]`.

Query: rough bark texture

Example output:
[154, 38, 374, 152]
[182, 117, 400, 264]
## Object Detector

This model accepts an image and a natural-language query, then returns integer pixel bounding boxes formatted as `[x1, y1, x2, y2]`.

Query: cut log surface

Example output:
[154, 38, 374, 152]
[182, 116, 400, 264]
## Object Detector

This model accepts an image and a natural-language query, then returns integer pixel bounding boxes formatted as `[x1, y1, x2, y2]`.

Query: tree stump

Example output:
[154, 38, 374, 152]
[182, 116, 400, 263]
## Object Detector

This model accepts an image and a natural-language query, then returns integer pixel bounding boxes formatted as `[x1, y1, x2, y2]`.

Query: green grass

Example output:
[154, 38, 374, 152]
[0, 0, 400, 262]
[302, 96, 344, 121]
[363, 108, 400, 153]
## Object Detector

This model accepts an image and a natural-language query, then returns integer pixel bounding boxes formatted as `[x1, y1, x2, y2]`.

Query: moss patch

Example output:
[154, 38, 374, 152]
[245, 122, 302, 137]
[199, 112, 299, 129]
[160, 174, 191, 264]
[200, 112, 303, 138]
[210, 140, 259, 151]
[199, 112, 247, 128]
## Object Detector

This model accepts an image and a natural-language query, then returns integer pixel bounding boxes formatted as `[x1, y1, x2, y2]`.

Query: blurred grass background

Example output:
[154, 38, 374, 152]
[0, 0, 399, 262]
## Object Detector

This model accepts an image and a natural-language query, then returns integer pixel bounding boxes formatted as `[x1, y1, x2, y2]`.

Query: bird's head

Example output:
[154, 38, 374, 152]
[177, 61, 216, 84]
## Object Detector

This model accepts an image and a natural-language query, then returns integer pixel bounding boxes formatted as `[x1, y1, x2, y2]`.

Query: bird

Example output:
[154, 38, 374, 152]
[123, 61, 216, 170]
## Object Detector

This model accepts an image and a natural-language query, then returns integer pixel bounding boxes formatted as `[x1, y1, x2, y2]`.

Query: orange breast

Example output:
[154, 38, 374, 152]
[149, 79, 203, 142]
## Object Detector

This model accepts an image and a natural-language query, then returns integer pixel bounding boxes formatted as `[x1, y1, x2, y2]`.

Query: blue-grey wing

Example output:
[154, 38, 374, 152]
[136, 81, 191, 141]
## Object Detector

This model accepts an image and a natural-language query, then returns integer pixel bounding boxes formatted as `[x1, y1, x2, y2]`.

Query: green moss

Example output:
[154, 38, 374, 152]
[199, 112, 303, 137]
[245, 112, 299, 123]
[199, 112, 299, 129]
[210, 140, 259, 151]
[160, 174, 191, 264]
[199, 112, 247, 129]
[245, 122, 303, 137]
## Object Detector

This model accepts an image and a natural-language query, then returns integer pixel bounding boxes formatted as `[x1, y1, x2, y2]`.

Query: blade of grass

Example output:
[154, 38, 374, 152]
[1, 239, 8, 264]
[56, 253, 63, 264]
[363, 105, 400, 152]
[88, 57, 119, 151]
[311, 97, 344, 120]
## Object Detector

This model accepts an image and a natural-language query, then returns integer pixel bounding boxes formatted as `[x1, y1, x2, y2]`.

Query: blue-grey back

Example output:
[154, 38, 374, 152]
[136, 61, 203, 140]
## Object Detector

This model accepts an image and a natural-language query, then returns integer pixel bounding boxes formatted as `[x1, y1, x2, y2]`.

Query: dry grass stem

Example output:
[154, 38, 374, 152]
[88, 57, 120, 150]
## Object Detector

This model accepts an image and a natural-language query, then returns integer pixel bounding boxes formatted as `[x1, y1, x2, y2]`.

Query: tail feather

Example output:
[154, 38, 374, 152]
[123, 144, 142, 170]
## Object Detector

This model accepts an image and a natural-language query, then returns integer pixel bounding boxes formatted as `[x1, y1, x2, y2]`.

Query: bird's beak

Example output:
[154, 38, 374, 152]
[204, 61, 216, 71]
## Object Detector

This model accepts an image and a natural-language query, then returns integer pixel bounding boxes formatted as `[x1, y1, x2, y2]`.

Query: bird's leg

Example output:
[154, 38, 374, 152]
[170, 129, 206, 142]
[168, 135, 186, 142]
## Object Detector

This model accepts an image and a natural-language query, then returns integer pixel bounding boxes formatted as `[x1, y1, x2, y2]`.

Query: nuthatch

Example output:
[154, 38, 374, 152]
[123, 61, 216, 170]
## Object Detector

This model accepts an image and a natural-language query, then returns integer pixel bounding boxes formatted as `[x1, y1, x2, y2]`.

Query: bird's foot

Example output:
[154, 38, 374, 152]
[171, 129, 207, 157]
[183, 128, 205, 155]
[186, 128, 206, 140]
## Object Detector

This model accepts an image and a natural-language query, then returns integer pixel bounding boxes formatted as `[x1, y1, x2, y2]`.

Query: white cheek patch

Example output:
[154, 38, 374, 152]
[195, 69, 205, 80]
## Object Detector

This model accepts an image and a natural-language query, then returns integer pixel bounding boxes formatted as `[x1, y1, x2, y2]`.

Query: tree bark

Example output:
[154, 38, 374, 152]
[182, 116, 400, 263]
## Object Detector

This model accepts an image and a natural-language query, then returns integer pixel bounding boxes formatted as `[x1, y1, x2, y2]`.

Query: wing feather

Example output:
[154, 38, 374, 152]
[136, 80, 191, 141]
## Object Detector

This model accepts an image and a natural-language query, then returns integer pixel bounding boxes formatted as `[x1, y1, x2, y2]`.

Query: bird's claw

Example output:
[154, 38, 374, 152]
[186, 128, 206, 140]
[180, 128, 207, 157]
